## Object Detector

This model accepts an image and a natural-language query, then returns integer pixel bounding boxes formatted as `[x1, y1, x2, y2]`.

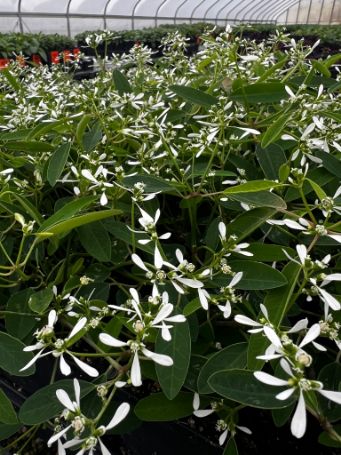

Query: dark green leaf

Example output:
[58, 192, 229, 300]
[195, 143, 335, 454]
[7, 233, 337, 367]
[227, 207, 277, 242]
[0, 389, 18, 424]
[155, 320, 191, 400]
[227, 191, 286, 210]
[78, 221, 112, 262]
[6, 289, 36, 339]
[256, 144, 288, 180]
[47, 142, 71, 187]
[228, 260, 287, 290]
[0, 331, 35, 376]
[0, 423, 21, 442]
[170, 85, 218, 106]
[134, 392, 206, 421]
[209, 369, 295, 409]
[230, 83, 288, 104]
[83, 121, 102, 152]
[28, 288, 54, 314]
[19, 379, 94, 424]
[113, 69, 132, 95]
[261, 113, 291, 148]
[223, 438, 239, 455]
[197, 343, 247, 394]
[223, 180, 283, 195]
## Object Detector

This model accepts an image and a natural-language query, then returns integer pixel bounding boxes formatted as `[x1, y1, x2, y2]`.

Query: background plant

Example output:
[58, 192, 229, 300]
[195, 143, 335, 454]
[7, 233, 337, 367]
[0, 26, 340, 454]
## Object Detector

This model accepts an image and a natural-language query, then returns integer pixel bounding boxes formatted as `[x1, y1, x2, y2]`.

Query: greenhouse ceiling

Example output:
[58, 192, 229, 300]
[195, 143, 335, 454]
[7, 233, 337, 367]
[0, 0, 339, 36]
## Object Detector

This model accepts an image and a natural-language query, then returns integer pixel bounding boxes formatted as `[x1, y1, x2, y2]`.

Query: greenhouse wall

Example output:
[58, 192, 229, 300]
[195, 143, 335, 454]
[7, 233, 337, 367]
[0, 0, 339, 36]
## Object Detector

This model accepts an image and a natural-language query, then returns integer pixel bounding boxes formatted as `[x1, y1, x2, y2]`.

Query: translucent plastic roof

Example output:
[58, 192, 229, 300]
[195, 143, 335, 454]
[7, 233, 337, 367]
[0, 0, 339, 35]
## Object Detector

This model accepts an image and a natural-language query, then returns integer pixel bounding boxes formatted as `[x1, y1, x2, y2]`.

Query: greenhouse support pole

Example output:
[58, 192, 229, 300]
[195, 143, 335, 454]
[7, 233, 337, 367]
[204, 0, 221, 22]
[104, 0, 113, 29]
[254, 0, 289, 23]
[295, 0, 302, 24]
[225, 0, 249, 24]
[317, 0, 325, 24]
[329, 0, 336, 24]
[66, 0, 72, 37]
[132, 0, 143, 30]
[306, 0, 313, 23]
[269, 0, 300, 24]
[215, 0, 234, 25]
[155, 0, 169, 27]
[175, 0, 190, 24]
[190, 0, 207, 24]
[18, 0, 23, 33]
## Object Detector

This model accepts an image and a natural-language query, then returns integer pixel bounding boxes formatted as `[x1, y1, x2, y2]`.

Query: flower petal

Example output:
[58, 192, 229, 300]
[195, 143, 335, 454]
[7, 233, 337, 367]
[131, 351, 142, 387]
[290, 391, 306, 439]
[299, 323, 320, 348]
[99, 333, 127, 347]
[47, 424, 72, 447]
[56, 389, 76, 412]
[276, 388, 295, 401]
[254, 371, 288, 386]
[263, 326, 282, 348]
[318, 389, 341, 405]
[141, 347, 173, 366]
[59, 354, 71, 376]
[106, 402, 130, 430]
[70, 354, 99, 377]
[67, 317, 87, 340]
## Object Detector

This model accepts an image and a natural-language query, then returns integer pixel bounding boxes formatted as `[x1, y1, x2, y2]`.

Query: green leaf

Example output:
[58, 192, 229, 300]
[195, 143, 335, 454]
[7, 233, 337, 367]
[318, 363, 341, 421]
[261, 113, 291, 148]
[265, 261, 301, 325]
[123, 174, 180, 193]
[314, 150, 341, 179]
[247, 262, 301, 370]
[223, 438, 239, 455]
[223, 180, 283, 195]
[0, 389, 18, 424]
[38, 196, 95, 232]
[155, 320, 191, 400]
[47, 142, 71, 187]
[197, 343, 247, 394]
[256, 144, 288, 180]
[76, 114, 92, 146]
[103, 220, 153, 254]
[169, 85, 218, 106]
[227, 207, 277, 242]
[83, 121, 102, 152]
[183, 355, 207, 392]
[19, 379, 94, 425]
[318, 425, 341, 448]
[230, 82, 288, 104]
[113, 69, 132, 95]
[2, 68, 20, 91]
[0, 331, 35, 376]
[0, 423, 22, 442]
[227, 191, 286, 210]
[246, 244, 295, 262]
[0, 389, 18, 425]
[27, 119, 68, 140]
[134, 392, 204, 421]
[6, 289, 36, 339]
[209, 369, 295, 409]
[28, 288, 54, 314]
[78, 221, 112, 262]
[227, 260, 287, 290]
[306, 178, 327, 201]
[4, 141, 54, 153]
[272, 403, 295, 428]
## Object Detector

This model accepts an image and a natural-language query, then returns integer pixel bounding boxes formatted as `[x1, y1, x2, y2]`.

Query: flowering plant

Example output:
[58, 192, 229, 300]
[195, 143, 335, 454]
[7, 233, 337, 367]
[0, 26, 340, 454]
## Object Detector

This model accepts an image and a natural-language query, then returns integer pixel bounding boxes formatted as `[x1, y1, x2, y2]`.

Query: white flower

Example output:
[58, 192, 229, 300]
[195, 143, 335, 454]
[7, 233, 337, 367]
[47, 378, 82, 448]
[20, 317, 99, 377]
[309, 277, 341, 312]
[59, 402, 130, 455]
[217, 272, 243, 318]
[254, 359, 341, 438]
[234, 303, 271, 334]
[218, 222, 253, 257]
[98, 334, 173, 387]
[257, 322, 326, 362]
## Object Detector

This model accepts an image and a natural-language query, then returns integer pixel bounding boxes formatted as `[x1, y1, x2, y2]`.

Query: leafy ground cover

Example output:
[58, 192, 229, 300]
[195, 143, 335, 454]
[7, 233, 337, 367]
[0, 27, 340, 454]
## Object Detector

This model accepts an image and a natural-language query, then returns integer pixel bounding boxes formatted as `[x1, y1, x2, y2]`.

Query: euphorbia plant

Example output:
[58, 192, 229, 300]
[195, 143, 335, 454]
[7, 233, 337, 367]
[0, 26, 340, 454]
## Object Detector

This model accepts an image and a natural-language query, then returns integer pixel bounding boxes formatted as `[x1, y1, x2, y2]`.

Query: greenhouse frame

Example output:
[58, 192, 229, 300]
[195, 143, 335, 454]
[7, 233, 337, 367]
[0, 0, 339, 36]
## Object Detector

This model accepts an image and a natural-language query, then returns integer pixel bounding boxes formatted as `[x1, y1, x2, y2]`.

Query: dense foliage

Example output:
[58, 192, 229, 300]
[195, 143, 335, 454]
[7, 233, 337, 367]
[0, 26, 340, 454]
